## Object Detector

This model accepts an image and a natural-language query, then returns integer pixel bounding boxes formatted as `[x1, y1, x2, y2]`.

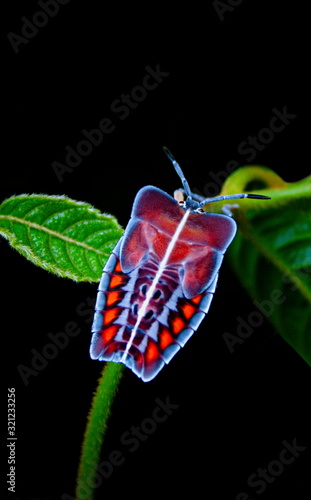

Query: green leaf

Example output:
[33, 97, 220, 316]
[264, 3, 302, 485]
[0, 194, 123, 282]
[219, 166, 311, 365]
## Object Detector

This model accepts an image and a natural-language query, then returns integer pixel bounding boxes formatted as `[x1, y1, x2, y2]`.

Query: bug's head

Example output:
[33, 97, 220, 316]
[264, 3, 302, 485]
[163, 146, 270, 214]
[174, 192, 204, 212]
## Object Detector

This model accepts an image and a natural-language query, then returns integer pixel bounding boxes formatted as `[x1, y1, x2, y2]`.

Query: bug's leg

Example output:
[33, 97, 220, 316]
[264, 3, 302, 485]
[221, 204, 240, 217]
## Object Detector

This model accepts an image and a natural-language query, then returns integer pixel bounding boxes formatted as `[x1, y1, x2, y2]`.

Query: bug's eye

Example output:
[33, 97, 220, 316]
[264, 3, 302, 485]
[144, 310, 153, 320]
[153, 289, 162, 300]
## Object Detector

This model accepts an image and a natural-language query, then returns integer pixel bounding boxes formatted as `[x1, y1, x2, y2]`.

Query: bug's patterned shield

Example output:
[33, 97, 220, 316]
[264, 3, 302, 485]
[90, 186, 236, 381]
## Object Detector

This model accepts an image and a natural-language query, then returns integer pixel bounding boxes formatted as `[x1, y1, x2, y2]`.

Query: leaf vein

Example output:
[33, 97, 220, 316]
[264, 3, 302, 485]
[0, 215, 107, 256]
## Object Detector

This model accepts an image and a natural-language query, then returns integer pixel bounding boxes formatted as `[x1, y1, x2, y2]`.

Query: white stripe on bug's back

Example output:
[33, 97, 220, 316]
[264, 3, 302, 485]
[118, 291, 132, 309]
[164, 288, 180, 312]
[114, 326, 126, 343]
[91, 310, 104, 333]
[198, 291, 213, 313]
[156, 306, 170, 326]
[115, 308, 130, 326]
[176, 328, 194, 347]
[145, 321, 159, 342]
[98, 270, 111, 292]
[138, 333, 149, 354]
[94, 291, 106, 312]
[121, 266, 140, 292]
[189, 311, 205, 330]
[97, 249, 120, 293]
[162, 343, 181, 363]
[121, 209, 191, 363]
[99, 242, 120, 278]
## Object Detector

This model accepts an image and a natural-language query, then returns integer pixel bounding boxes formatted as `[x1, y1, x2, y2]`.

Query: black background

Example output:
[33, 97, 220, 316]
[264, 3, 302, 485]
[2, 1, 310, 499]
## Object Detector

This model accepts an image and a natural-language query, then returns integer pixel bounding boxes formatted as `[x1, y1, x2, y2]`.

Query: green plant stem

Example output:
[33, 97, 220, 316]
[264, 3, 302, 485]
[76, 362, 124, 500]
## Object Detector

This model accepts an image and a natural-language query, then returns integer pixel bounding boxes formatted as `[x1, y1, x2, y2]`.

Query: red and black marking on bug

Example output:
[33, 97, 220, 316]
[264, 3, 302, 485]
[90, 148, 270, 381]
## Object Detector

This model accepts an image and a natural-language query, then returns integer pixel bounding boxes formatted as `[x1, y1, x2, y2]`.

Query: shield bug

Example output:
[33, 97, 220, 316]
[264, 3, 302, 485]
[90, 148, 270, 381]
